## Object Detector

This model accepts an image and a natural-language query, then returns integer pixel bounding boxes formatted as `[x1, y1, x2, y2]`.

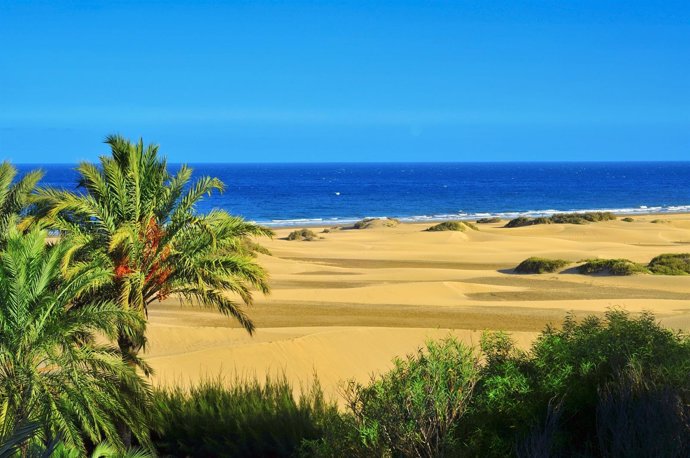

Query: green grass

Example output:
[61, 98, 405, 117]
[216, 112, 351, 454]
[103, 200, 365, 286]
[150, 376, 339, 458]
[505, 212, 616, 228]
[426, 221, 478, 232]
[286, 228, 318, 241]
[514, 257, 570, 274]
[647, 253, 690, 275]
[577, 258, 649, 276]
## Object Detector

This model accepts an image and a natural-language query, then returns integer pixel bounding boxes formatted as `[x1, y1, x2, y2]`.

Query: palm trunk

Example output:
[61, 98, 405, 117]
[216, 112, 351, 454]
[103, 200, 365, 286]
[117, 333, 137, 448]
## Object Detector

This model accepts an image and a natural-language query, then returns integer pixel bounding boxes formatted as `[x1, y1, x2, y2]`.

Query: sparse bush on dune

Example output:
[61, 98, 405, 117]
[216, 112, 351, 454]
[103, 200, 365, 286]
[577, 258, 649, 276]
[287, 228, 318, 241]
[504, 216, 552, 228]
[505, 212, 617, 228]
[514, 257, 570, 274]
[426, 221, 478, 232]
[622, 217, 635, 222]
[550, 211, 616, 224]
[352, 217, 400, 229]
[476, 217, 502, 224]
[648, 253, 690, 275]
[651, 219, 670, 224]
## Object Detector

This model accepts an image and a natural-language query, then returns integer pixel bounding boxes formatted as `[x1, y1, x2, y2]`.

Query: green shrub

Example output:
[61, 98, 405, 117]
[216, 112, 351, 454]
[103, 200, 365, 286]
[150, 376, 339, 457]
[648, 253, 690, 275]
[550, 212, 616, 224]
[341, 338, 480, 457]
[577, 258, 648, 275]
[471, 310, 690, 456]
[426, 221, 465, 232]
[504, 216, 552, 228]
[505, 212, 616, 228]
[352, 218, 400, 229]
[287, 228, 318, 241]
[426, 221, 478, 232]
[621, 217, 635, 222]
[514, 257, 570, 274]
[651, 219, 670, 224]
[476, 217, 502, 224]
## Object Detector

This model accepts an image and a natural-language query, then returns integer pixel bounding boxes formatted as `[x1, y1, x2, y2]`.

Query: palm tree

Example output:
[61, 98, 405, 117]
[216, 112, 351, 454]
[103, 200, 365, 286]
[0, 162, 43, 239]
[0, 225, 151, 454]
[29, 135, 272, 367]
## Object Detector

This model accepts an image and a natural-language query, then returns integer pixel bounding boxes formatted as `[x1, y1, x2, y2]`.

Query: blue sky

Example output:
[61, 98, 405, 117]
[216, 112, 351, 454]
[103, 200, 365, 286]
[1, 0, 689, 163]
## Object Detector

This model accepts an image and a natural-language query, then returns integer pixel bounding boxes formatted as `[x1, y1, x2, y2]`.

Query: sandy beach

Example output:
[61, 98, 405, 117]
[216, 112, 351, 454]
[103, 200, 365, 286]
[144, 214, 690, 400]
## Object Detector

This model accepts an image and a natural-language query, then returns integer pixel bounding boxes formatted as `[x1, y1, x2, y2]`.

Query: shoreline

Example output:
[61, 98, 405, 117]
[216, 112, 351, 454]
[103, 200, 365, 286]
[261, 210, 690, 229]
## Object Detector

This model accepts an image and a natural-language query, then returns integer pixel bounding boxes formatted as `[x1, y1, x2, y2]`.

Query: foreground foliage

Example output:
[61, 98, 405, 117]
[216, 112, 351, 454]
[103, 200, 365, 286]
[0, 162, 43, 242]
[305, 310, 690, 457]
[0, 227, 150, 454]
[151, 376, 338, 458]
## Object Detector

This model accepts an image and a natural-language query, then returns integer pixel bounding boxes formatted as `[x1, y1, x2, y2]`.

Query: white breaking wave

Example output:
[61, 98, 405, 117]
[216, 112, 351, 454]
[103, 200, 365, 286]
[255, 204, 690, 227]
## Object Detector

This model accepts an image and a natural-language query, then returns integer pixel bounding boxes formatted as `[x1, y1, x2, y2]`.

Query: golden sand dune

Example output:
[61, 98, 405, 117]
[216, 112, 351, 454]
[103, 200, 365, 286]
[145, 214, 690, 399]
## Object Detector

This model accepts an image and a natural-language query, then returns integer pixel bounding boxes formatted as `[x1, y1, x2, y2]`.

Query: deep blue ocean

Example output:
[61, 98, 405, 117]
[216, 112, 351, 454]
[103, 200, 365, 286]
[18, 162, 690, 227]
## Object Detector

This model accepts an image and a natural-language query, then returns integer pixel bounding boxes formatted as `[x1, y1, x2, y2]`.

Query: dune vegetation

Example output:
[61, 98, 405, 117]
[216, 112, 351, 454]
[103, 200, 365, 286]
[476, 216, 502, 224]
[352, 217, 400, 229]
[505, 212, 616, 228]
[577, 258, 649, 276]
[425, 221, 478, 232]
[287, 228, 319, 241]
[648, 253, 690, 275]
[514, 257, 570, 274]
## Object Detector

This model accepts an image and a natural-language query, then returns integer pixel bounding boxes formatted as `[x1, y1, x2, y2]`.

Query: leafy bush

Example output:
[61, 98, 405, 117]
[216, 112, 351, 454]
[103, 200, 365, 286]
[426, 221, 478, 232]
[622, 217, 635, 222]
[648, 253, 690, 275]
[287, 228, 318, 241]
[353, 218, 400, 229]
[476, 217, 502, 224]
[505, 212, 616, 228]
[471, 310, 690, 456]
[150, 376, 339, 458]
[577, 258, 648, 276]
[514, 257, 570, 274]
[341, 338, 480, 457]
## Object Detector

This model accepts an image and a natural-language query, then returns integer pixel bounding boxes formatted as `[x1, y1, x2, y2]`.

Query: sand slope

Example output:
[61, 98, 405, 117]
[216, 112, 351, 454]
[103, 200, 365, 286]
[144, 214, 690, 399]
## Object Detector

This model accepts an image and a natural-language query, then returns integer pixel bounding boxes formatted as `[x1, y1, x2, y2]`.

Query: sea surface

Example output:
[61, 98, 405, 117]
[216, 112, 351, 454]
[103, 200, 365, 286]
[18, 162, 690, 227]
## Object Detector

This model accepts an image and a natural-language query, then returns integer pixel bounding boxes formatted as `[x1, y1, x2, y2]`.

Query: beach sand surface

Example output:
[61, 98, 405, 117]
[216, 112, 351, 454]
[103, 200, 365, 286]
[144, 214, 690, 400]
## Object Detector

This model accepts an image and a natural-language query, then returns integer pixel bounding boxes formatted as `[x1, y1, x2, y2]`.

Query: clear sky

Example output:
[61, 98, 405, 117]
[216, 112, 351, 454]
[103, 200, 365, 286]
[1, 0, 689, 163]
